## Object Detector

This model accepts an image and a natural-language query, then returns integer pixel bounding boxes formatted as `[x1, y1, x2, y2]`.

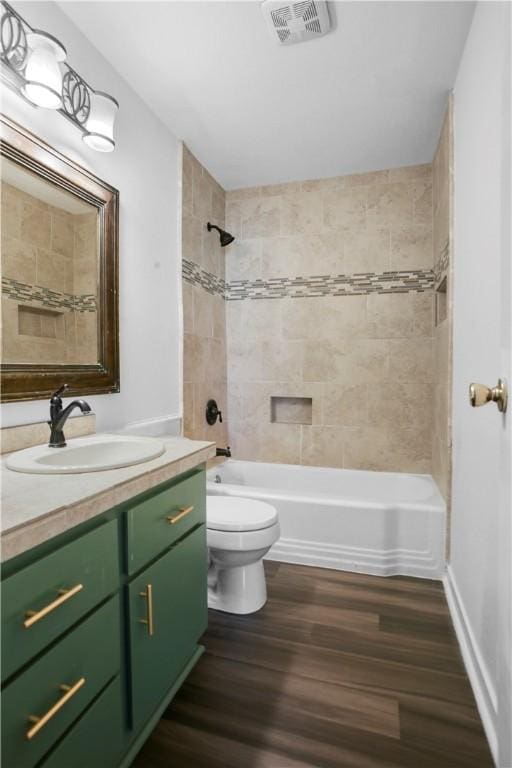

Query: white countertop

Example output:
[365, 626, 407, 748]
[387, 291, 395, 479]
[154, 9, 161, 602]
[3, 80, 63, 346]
[1, 435, 215, 562]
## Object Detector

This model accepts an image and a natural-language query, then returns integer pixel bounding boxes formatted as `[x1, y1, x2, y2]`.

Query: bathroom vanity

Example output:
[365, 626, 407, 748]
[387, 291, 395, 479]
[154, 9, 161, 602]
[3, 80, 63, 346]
[1, 436, 215, 768]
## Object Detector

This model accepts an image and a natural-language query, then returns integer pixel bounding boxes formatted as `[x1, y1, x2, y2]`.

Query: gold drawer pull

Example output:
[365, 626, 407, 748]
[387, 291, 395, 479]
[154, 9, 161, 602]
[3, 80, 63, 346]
[24, 584, 84, 629]
[26, 677, 86, 740]
[139, 583, 154, 636]
[167, 505, 194, 525]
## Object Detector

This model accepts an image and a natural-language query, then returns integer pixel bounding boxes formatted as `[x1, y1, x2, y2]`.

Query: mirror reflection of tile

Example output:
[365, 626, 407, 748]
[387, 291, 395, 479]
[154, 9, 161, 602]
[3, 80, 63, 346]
[1, 164, 99, 366]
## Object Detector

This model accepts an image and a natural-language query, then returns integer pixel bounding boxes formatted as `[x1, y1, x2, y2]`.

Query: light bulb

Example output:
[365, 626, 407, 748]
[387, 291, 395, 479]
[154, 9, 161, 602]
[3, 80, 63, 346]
[83, 91, 119, 152]
[22, 31, 66, 109]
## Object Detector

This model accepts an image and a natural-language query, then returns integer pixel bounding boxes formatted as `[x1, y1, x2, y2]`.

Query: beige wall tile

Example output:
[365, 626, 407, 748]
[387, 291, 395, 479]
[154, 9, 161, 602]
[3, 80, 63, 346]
[345, 169, 389, 187]
[367, 182, 414, 229]
[192, 170, 212, 221]
[240, 197, 281, 239]
[21, 200, 51, 250]
[280, 193, 322, 236]
[257, 421, 301, 464]
[301, 176, 345, 193]
[411, 293, 434, 337]
[282, 295, 367, 340]
[182, 281, 194, 334]
[388, 164, 431, 183]
[1, 236, 37, 283]
[235, 299, 282, 340]
[343, 425, 431, 473]
[322, 382, 368, 427]
[225, 200, 242, 240]
[323, 188, 366, 231]
[1, 182, 21, 238]
[303, 339, 388, 383]
[260, 181, 302, 197]
[343, 228, 390, 273]
[261, 232, 344, 279]
[368, 381, 433, 430]
[182, 212, 203, 264]
[226, 187, 260, 202]
[260, 339, 303, 383]
[390, 223, 432, 269]
[193, 285, 214, 337]
[301, 425, 344, 468]
[388, 338, 433, 382]
[183, 381, 194, 435]
[51, 210, 74, 256]
[36, 249, 73, 293]
[226, 239, 262, 281]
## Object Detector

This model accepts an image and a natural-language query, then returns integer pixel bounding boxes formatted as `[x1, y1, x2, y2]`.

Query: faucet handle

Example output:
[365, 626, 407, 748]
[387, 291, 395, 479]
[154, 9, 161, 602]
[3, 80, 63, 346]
[51, 384, 68, 403]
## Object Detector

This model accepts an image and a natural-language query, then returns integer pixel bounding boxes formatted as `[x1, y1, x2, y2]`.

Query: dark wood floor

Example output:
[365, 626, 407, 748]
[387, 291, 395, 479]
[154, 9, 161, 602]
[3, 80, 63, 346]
[133, 563, 493, 768]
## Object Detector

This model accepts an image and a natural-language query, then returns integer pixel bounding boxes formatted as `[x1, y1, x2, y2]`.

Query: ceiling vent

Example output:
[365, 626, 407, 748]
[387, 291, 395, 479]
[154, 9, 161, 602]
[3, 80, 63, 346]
[262, 0, 331, 46]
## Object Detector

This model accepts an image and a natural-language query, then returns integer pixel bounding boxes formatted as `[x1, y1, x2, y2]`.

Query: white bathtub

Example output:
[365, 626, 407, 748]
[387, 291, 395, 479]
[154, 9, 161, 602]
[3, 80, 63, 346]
[207, 460, 446, 579]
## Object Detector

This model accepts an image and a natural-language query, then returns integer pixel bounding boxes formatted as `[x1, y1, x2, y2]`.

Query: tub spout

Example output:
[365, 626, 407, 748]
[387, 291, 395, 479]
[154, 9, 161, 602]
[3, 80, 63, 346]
[216, 446, 231, 458]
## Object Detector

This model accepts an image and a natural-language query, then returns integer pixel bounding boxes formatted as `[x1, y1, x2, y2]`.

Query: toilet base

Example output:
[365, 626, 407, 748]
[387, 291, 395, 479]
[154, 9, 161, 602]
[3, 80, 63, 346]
[208, 559, 267, 615]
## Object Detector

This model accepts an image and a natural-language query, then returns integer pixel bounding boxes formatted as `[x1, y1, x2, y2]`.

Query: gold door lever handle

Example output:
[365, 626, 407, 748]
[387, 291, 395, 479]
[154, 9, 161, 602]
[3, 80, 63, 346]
[469, 379, 508, 413]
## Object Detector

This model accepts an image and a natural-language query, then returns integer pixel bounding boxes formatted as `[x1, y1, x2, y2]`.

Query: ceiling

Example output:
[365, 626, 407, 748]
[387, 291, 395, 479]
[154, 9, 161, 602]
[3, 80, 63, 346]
[59, 1, 475, 189]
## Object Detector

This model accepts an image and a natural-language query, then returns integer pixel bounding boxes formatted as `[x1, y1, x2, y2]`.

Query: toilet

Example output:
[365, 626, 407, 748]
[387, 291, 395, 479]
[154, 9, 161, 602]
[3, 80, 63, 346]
[206, 496, 280, 615]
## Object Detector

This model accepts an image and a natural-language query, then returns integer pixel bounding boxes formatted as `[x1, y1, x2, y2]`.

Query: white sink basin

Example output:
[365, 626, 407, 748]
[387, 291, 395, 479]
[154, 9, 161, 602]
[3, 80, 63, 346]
[6, 434, 166, 474]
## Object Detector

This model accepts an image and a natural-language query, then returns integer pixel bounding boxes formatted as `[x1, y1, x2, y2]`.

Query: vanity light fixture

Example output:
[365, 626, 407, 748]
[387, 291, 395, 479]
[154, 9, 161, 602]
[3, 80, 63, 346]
[0, 1, 119, 151]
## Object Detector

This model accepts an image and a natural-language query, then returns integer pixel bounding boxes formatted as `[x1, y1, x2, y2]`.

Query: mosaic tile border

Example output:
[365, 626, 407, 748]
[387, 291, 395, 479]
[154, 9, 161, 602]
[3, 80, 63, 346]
[182, 259, 226, 296]
[2, 278, 97, 313]
[183, 259, 434, 300]
[434, 239, 450, 287]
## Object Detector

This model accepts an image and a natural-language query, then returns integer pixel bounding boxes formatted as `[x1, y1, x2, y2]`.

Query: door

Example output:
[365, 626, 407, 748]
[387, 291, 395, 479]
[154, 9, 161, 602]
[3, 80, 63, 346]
[451, 3, 511, 766]
[128, 525, 207, 729]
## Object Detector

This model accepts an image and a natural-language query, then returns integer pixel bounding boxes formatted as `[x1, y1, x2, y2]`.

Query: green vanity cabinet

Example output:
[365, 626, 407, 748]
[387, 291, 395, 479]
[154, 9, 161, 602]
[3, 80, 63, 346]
[0, 466, 208, 768]
[129, 524, 208, 729]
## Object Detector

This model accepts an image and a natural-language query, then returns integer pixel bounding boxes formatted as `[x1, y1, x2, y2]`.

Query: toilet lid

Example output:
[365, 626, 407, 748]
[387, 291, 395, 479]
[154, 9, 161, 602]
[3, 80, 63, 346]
[207, 496, 278, 532]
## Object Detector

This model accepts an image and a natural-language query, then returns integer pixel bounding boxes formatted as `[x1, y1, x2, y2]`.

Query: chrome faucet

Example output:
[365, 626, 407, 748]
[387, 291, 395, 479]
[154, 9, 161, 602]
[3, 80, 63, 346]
[48, 385, 92, 448]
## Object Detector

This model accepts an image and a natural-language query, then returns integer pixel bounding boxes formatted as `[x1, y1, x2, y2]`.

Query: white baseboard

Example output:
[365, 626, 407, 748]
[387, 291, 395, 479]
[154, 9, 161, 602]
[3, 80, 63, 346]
[443, 565, 498, 765]
[266, 536, 444, 579]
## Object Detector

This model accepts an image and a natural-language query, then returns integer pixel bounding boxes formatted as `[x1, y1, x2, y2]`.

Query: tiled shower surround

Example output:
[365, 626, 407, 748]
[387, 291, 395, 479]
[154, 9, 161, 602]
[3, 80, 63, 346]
[182, 146, 228, 447]
[182, 112, 452, 489]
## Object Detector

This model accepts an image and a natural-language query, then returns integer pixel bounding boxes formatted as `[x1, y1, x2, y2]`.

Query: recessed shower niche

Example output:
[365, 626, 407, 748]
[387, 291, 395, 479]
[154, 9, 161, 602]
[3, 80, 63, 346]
[270, 396, 313, 425]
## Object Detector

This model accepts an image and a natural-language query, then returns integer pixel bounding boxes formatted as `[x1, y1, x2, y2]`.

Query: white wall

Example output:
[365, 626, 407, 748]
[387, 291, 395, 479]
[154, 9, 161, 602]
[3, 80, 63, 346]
[1, 1, 182, 432]
[450, 2, 511, 763]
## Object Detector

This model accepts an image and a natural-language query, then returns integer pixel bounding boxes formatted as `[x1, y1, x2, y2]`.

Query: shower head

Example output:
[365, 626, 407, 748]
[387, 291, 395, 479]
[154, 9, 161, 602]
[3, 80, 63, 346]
[207, 222, 235, 247]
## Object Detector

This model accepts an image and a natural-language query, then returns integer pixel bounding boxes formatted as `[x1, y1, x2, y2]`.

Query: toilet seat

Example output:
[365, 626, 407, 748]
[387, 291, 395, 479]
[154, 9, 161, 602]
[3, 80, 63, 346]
[207, 496, 278, 532]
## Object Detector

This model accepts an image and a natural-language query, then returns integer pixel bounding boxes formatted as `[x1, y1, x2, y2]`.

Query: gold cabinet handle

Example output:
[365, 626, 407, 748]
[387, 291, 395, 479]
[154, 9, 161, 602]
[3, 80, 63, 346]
[167, 505, 194, 525]
[26, 677, 85, 740]
[24, 584, 84, 629]
[469, 379, 508, 413]
[139, 583, 154, 636]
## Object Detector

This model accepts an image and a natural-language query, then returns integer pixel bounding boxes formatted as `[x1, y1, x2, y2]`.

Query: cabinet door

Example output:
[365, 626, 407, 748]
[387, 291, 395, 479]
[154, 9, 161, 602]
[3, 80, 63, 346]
[129, 525, 207, 728]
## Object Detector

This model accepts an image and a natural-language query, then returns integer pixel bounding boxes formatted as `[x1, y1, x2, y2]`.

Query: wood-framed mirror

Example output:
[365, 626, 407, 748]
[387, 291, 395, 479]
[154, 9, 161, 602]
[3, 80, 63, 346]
[0, 116, 119, 402]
